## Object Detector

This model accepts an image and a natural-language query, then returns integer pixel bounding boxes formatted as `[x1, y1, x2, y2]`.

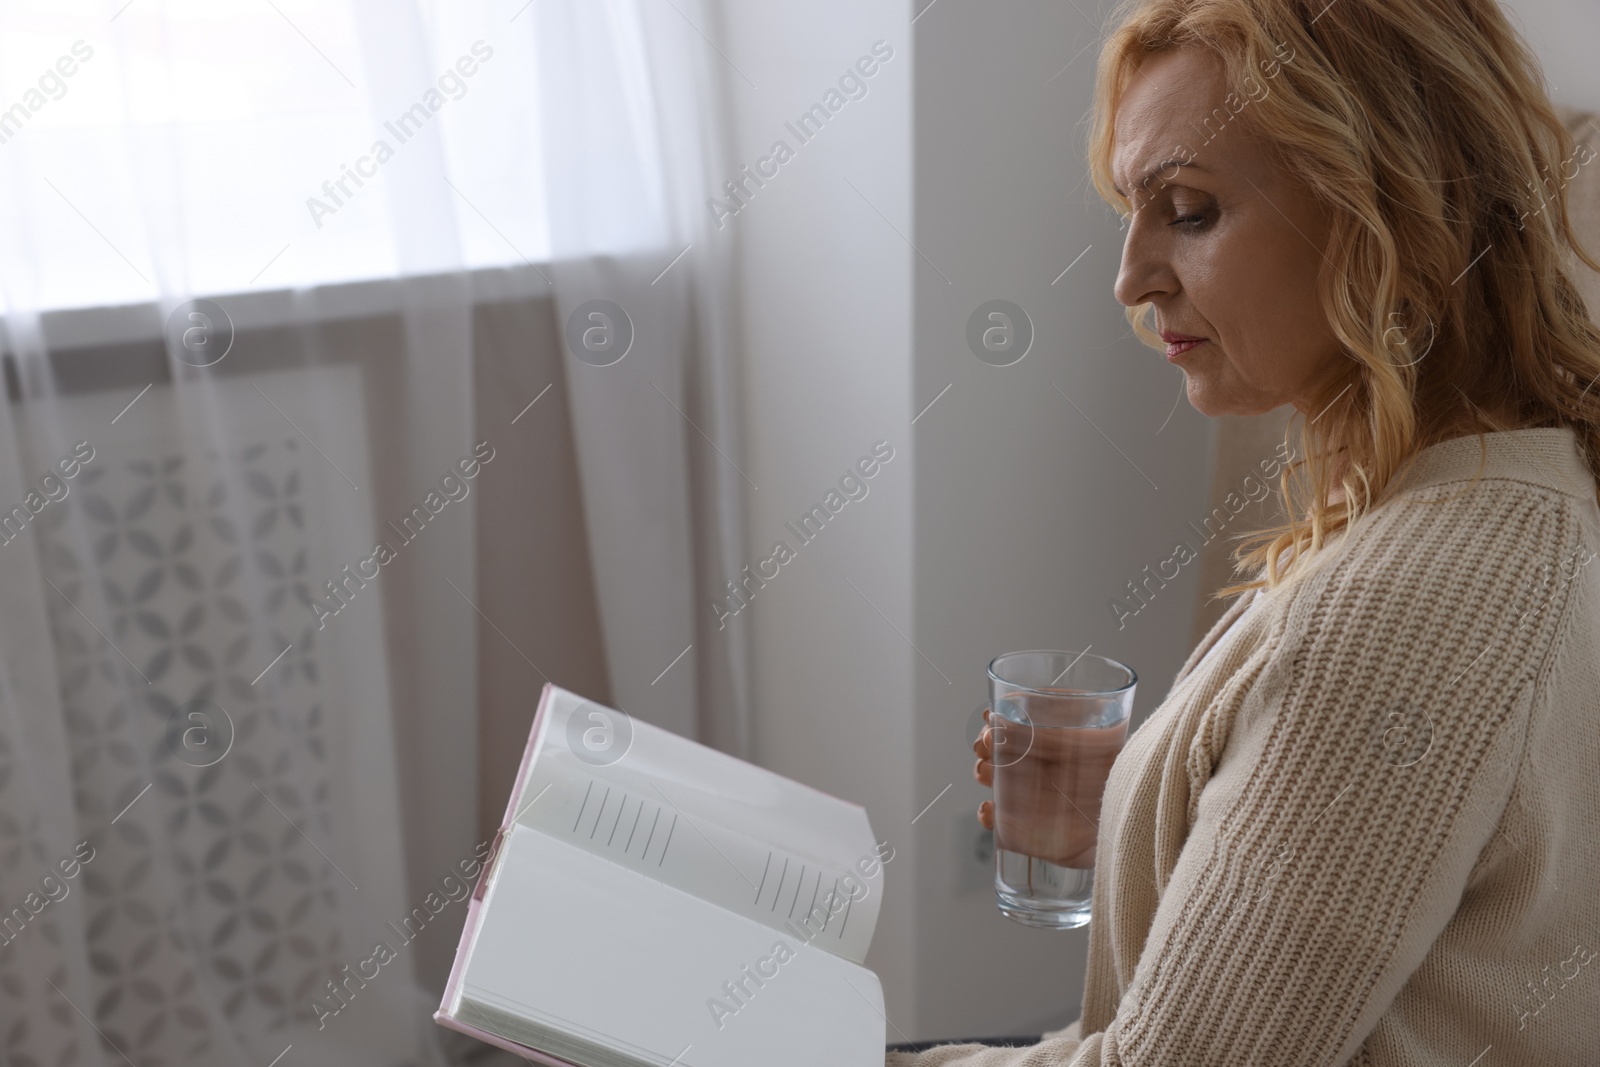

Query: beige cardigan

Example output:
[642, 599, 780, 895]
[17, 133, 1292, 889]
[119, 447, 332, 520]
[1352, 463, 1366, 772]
[889, 426, 1600, 1067]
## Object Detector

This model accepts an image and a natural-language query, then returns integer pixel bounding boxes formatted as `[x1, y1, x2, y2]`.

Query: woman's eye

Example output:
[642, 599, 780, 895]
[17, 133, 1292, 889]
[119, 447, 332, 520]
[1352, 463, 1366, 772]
[1170, 212, 1211, 230]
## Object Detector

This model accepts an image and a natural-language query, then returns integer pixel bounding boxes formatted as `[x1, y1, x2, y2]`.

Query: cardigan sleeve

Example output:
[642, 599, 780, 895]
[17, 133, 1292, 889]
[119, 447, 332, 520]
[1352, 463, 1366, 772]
[885, 484, 1581, 1067]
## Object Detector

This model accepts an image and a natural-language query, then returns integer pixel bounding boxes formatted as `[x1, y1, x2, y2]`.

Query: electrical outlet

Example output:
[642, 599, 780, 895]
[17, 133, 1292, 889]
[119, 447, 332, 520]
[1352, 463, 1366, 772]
[953, 809, 995, 895]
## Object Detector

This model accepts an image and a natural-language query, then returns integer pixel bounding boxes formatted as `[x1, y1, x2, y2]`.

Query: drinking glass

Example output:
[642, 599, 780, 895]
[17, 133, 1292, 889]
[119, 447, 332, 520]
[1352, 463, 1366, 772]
[986, 650, 1137, 929]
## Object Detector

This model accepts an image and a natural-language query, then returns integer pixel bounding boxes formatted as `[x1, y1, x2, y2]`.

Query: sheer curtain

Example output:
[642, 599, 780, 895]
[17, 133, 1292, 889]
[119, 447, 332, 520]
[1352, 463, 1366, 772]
[533, 0, 752, 754]
[0, 2, 747, 1066]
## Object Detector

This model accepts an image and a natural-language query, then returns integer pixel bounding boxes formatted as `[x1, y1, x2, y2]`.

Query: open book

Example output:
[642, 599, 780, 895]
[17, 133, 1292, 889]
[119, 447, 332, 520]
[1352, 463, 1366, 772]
[435, 683, 891, 1067]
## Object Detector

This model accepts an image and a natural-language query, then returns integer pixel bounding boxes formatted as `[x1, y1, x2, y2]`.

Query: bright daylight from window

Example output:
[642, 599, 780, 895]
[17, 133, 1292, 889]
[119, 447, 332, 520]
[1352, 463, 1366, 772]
[0, 0, 552, 311]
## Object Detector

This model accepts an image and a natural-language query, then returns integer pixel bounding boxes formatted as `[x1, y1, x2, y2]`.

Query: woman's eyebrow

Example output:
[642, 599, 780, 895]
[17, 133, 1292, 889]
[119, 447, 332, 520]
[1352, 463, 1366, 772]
[1113, 159, 1206, 197]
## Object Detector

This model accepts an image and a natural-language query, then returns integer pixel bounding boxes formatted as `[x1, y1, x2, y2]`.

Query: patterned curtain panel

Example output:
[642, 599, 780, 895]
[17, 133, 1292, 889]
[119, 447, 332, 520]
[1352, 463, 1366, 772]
[0, 367, 430, 1065]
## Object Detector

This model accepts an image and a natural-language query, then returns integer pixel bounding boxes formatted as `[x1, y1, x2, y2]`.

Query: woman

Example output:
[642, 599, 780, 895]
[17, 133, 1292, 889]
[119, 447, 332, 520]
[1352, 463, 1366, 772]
[889, 0, 1600, 1064]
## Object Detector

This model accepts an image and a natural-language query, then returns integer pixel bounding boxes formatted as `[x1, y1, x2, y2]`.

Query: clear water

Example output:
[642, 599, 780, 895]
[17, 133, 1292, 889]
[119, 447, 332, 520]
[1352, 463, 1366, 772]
[995, 848, 1093, 929]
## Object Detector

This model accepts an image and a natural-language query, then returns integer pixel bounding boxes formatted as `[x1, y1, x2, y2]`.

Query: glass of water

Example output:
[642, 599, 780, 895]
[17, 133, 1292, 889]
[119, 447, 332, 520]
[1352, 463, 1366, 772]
[986, 650, 1137, 929]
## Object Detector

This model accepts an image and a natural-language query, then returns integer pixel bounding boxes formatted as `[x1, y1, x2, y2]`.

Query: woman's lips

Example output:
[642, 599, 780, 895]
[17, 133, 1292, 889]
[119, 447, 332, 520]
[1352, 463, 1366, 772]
[1165, 338, 1208, 360]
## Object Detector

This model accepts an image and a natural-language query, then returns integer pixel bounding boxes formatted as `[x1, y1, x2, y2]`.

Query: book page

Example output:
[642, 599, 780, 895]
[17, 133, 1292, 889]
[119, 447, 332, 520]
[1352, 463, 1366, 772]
[514, 770, 884, 963]
[494, 686, 887, 964]
[454, 825, 887, 1067]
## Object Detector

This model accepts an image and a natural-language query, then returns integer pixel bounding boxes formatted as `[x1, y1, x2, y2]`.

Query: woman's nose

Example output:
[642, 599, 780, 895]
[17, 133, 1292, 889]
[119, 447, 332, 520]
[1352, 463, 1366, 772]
[1113, 211, 1173, 309]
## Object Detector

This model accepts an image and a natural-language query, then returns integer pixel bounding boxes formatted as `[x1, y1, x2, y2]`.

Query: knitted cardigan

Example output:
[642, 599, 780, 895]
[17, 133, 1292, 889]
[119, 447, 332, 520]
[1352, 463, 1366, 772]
[888, 426, 1600, 1067]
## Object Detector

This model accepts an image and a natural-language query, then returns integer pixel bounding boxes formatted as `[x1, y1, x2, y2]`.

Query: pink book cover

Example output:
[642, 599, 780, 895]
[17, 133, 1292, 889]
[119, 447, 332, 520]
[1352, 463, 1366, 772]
[432, 682, 577, 1066]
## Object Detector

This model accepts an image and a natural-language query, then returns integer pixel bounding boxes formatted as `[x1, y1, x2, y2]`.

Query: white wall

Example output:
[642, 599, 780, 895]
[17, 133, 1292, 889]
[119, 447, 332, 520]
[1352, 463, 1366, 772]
[718, 0, 921, 1031]
[1503, 0, 1600, 112]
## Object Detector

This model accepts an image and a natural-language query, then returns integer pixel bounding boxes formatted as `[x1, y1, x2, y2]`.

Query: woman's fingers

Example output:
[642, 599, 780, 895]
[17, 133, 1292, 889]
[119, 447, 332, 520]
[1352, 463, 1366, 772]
[973, 713, 997, 787]
[974, 724, 994, 784]
[977, 799, 993, 830]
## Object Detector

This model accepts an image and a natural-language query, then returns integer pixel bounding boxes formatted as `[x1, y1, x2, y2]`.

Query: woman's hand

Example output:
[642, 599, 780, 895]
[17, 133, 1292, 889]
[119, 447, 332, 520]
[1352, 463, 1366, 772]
[973, 706, 1113, 868]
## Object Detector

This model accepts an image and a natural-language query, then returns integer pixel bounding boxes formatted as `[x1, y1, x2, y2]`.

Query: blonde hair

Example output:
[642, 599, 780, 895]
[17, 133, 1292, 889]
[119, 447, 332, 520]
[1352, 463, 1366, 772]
[1088, 0, 1600, 600]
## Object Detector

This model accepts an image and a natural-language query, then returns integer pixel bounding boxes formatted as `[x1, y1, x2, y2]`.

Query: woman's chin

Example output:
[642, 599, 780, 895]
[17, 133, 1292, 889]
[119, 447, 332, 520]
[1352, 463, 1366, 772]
[1185, 380, 1274, 420]
[1182, 375, 1225, 418]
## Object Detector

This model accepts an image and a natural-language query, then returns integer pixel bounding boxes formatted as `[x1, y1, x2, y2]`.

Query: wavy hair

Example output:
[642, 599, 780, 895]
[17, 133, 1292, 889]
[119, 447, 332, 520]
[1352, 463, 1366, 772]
[1088, 0, 1600, 599]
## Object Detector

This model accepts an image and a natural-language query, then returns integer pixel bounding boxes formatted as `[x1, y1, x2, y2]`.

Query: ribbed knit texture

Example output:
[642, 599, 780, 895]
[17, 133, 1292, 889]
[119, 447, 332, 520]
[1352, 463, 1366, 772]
[889, 427, 1600, 1067]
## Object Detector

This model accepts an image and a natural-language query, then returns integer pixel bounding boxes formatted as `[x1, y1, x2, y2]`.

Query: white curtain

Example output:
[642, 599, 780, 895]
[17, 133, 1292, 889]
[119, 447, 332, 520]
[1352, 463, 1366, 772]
[0, 2, 747, 1065]
[534, 0, 752, 753]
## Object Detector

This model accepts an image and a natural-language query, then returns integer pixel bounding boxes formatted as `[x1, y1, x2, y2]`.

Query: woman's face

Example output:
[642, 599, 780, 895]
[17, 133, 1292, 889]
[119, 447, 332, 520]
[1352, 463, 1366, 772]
[1111, 46, 1347, 418]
